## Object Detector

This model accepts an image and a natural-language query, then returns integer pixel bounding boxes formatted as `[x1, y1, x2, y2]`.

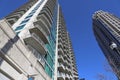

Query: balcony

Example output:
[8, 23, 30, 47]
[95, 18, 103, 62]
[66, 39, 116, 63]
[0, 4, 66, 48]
[58, 63, 65, 72]
[37, 56, 45, 68]
[65, 67, 69, 73]
[69, 75, 72, 80]
[63, 49, 67, 55]
[74, 75, 79, 80]
[58, 48, 64, 56]
[64, 68, 68, 73]
[37, 13, 52, 29]
[58, 72, 65, 80]
[58, 37, 63, 42]
[37, 14, 52, 29]
[65, 74, 69, 80]
[24, 33, 47, 55]
[73, 68, 77, 72]
[64, 60, 69, 67]
[29, 22, 49, 44]
[63, 55, 67, 60]
[73, 70, 78, 76]
[58, 42, 64, 48]
[34, 20, 50, 35]
[58, 55, 64, 63]
[68, 70, 72, 75]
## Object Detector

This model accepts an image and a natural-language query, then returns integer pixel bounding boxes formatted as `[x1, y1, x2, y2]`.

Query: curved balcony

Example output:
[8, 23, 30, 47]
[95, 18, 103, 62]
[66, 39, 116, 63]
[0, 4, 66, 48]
[58, 73, 65, 80]
[64, 68, 68, 73]
[37, 13, 51, 30]
[65, 74, 69, 80]
[68, 70, 72, 75]
[73, 70, 78, 76]
[64, 60, 69, 67]
[58, 63, 65, 72]
[74, 76, 79, 80]
[24, 33, 47, 55]
[63, 55, 67, 60]
[69, 78, 72, 80]
[69, 75, 72, 80]
[58, 48, 64, 56]
[58, 76, 64, 80]
[34, 20, 50, 35]
[58, 55, 64, 63]
[30, 22, 49, 44]
[37, 9, 53, 28]
[65, 67, 69, 74]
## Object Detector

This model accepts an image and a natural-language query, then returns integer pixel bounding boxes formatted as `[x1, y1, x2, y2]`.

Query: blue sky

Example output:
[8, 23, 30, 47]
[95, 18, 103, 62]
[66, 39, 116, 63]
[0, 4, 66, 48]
[59, 0, 120, 80]
[0, 0, 120, 80]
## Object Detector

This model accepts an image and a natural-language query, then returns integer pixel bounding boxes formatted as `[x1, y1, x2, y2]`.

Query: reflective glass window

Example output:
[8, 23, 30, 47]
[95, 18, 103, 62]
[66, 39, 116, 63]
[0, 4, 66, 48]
[28, 77, 34, 80]
[15, 24, 26, 31]
[20, 19, 30, 24]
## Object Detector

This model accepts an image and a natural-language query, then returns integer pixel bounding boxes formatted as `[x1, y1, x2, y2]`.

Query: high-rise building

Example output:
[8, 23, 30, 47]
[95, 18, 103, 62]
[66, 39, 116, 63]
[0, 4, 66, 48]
[93, 10, 120, 79]
[0, 0, 79, 80]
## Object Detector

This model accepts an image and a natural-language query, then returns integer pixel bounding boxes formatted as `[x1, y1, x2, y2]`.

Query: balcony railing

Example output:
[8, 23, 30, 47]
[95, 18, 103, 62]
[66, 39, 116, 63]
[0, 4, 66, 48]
[34, 20, 50, 35]
[65, 74, 70, 80]
[24, 33, 47, 55]
[31, 22, 49, 44]
[58, 48, 64, 56]
[34, 23, 48, 38]
[32, 33, 45, 47]
[58, 55, 64, 63]
[57, 72, 65, 80]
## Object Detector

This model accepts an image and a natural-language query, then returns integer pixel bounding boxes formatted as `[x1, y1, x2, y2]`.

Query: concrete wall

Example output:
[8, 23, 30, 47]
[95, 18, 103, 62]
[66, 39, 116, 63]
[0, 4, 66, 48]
[0, 19, 51, 80]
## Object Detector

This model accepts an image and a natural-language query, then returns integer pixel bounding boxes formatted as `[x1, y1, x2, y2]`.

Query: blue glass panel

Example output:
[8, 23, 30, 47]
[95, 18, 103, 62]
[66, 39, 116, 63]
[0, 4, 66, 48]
[32, 9, 36, 12]
[20, 19, 30, 24]
[45, 63, 52, 78]
[31, 10, 36, 13]
[25, 14, 33, 19]
[35, 6, 38, 9]
[28, 77, 34, 80]
[46, 44, 55, 59]
[44, 2, 58, 79]
[15, 24, 26, 31]
[28, 12, 34, 15]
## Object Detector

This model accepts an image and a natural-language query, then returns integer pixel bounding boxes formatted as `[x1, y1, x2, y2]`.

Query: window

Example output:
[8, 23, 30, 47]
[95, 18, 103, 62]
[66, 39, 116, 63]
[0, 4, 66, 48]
[20, 19, 30, 24]
[31, 10, 36, 14]
[28, 77, 34, 80]
[15, 24, 26, 31]
[8, 20, 15, 25]
[34, 7, 38, 10]
[25, 14, 33, 19]
[31, 9, 36, 12]
[29, 12, 34, 15]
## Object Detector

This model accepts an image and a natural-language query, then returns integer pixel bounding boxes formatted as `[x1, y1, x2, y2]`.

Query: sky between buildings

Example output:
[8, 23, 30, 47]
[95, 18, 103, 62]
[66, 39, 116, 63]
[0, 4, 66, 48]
[0, 0, 120, 80]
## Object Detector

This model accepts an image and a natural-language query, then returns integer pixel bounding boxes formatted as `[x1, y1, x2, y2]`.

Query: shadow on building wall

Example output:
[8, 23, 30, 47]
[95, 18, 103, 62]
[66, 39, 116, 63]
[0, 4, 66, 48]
[0, 35, 19, 66]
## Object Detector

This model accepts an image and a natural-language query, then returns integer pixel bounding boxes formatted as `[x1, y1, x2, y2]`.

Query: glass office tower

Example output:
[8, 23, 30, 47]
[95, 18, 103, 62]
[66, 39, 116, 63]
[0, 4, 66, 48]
[93, 10, 120, 79]
[0, 0, 79, 80]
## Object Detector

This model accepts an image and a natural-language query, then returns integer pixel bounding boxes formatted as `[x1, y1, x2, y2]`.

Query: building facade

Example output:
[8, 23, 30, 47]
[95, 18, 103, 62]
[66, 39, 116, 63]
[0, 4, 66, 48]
[93, 10, 120, 79]
[0, 0, 79, 80]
